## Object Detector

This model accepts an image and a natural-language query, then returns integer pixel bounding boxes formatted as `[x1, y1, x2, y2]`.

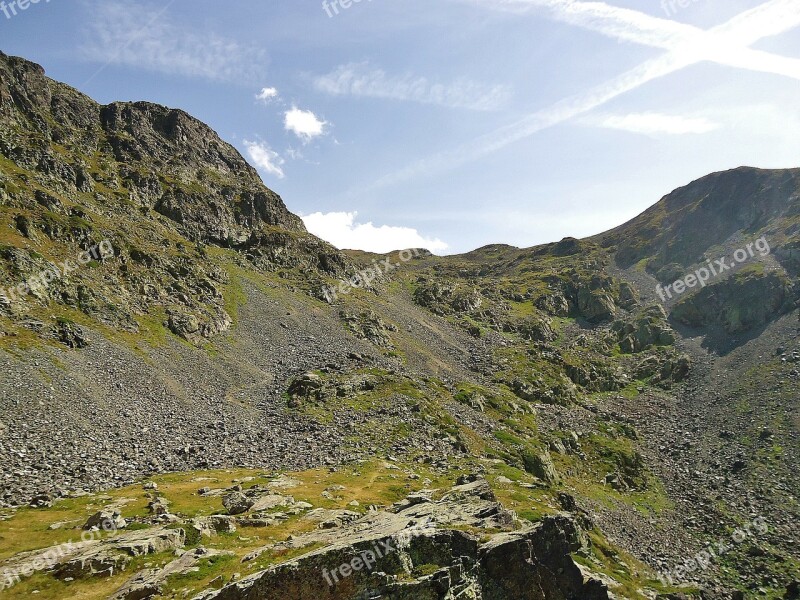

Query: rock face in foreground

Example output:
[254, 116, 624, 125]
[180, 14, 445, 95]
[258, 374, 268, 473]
[195, 478, 610, 600]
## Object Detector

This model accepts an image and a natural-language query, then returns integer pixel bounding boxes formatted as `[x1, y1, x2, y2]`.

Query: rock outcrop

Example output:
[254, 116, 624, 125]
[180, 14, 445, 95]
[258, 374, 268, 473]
[194, 478, 609, 600]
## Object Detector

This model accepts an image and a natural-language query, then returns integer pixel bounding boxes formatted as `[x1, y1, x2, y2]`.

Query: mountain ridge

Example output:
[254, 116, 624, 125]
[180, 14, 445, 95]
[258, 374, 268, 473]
[0, 51, 798, 600]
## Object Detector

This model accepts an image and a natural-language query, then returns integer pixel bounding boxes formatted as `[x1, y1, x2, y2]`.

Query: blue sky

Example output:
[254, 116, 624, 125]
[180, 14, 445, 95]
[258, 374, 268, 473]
[2, 0, 799, 254]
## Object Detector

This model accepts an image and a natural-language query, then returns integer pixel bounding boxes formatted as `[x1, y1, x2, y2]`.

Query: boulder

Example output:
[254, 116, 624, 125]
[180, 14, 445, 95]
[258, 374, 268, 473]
[84, 510, 127, 532]
[522, 451, 560, 484]
[222, 491, 254, 515]
[111, 548, 226, 600]
[54, 527, 185, 580]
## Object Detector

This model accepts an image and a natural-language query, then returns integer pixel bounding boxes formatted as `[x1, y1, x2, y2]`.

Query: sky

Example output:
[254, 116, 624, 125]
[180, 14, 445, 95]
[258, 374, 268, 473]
[1, 0, 799, 254]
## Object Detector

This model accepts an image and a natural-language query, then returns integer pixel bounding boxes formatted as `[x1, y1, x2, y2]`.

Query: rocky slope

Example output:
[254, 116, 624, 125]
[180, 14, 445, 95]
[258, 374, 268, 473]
[0, 52, 798, 599]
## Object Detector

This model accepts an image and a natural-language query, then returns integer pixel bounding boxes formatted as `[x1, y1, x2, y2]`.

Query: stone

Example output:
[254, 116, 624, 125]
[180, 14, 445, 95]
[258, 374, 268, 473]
[111, 548, 226, 600]
[84, 510, 127, 532]
[222, 492, 254, 515]
[522, 451, 560, 484]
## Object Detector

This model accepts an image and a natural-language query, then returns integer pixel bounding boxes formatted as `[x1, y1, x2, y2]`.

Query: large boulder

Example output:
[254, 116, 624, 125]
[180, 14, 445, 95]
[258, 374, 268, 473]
[222, 491, 254, 516]
[522, 451, 560, 484]
[83, 510, 127, 532]
[478, 515, 608, 600]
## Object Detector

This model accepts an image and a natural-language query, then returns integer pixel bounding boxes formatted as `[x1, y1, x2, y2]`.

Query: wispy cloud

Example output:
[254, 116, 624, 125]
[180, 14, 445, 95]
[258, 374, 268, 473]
[301, 211, 448, 254]
[244, 140, 285, 179]
[313, 62, 511, 111]
[81, 0, 267, 83]
[255, 87, 279, 103]
[362, 0, 800, 190]
[284, 107, 328, 142]
[592, 112, 720, 135]
[366, 52, 694, 190]
[470, 0, 800, 79]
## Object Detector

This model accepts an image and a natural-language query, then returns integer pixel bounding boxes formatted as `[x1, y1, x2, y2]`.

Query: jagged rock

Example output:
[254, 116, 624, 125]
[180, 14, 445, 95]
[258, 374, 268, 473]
[577, 288, 617, 323]
[167, 312, 200, 340]
[564, 362, 623, 392]
[222, 491, 254, 516]
[514, 317, 556, 343]
[536, 292, 571, 317]
[657, 354, 691, 386]
[0, 51, 343, 349]
[672, 270, 796, 333]
[193, 516, 237, 536]
[29, 492, 56, 508]
[192, 511, 607, 600]
[52, 320, 90, 348]
[510, 377, 575, 406]
[251, 494, 294, 512]
[522, 451, 560, 484]
[52, 527, 185, 580]
[84, 510, 127, 532]
[287, 372, 324, 406]
[635, 352, 690, 386]
[618, 281, 640, 309]
[110, 527, 186, 556]
[444, 476, 496, 502]
[340, 310, 397, 348]
[413, 281, 483, 316]
[479, 516, 608, 600]
[54, 547, 130, 580]
[1, 49, 798, 600]
[551, 237, 585, 257]
[614, 305, 675, 353]
[111, 548, 226, 600]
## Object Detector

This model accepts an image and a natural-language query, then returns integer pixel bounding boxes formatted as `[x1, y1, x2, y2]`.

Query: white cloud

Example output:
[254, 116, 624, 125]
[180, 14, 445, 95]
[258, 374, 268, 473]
[244, 140, 285, 179]
[286, 148, 304, 160]
[301, 211, 448, 254]
[313, 62, 511, 111]
[81, 0, 267, 83]
[284, 107, 327, 142]
[256, 87, 279, 103]
[362, 0, 800, 191]
[592, 112, 720, 136]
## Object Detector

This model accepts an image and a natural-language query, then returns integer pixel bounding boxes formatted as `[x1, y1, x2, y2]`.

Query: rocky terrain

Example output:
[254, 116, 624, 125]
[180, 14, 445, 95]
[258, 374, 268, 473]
[0, 52, 798, 599]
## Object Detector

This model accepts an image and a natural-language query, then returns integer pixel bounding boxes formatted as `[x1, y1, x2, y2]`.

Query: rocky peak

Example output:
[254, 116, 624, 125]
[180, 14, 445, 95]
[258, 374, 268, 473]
[0, 52, 304, 245]
[599, 166, 800, 268]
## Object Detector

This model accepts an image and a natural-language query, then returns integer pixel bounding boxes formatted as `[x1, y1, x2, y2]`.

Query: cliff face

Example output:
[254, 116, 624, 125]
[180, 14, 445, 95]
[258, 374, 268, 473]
[0, 51, 305, 243]
[0, 51, 345, 341]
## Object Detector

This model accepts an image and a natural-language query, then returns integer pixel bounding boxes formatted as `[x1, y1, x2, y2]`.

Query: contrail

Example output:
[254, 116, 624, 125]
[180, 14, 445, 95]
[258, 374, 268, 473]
[358, 0, 800, 192]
